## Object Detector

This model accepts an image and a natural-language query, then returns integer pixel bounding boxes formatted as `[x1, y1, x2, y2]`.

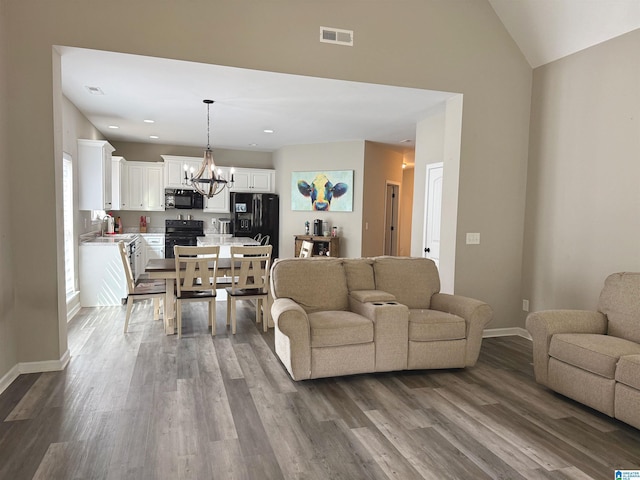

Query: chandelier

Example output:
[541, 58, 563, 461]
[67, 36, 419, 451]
[184, 99, 234, 198]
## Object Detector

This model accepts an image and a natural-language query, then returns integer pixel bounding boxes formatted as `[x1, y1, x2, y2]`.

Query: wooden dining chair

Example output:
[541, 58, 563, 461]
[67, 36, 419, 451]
[174, 245, 220, 338]
[118, 241, 166, 333]
[299, 240, 313, 258]
[226, 245, 272, 334]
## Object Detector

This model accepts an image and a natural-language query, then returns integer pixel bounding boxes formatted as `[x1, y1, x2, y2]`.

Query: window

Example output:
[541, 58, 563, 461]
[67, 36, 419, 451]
[63, 154, 76, 297]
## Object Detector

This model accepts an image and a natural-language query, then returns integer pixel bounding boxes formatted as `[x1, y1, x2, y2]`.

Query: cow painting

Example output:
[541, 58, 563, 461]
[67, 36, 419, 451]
[297, 173, 348, 211]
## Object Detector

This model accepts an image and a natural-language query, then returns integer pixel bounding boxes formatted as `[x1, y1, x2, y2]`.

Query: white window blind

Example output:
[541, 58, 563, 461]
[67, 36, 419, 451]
[63, 155, 76, 297]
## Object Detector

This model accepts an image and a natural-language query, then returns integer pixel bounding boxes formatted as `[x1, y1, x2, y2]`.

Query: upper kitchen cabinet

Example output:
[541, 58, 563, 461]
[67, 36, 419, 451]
[203, 166, 231, 213]
[231, 168, 275, 193]
[112, 156, 129, 210]
[127, 161, 165, 211]
[78, 139, 115, 210]
[162, 155, 202, 190]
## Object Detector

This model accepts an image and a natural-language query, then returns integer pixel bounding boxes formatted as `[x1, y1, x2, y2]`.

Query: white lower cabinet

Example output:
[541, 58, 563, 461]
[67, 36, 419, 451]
[141, 234, 165, 269]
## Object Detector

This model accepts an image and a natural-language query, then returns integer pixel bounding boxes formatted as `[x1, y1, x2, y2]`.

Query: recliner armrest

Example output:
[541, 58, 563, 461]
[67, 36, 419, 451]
[271, 298, 312, 380]
[431, 293, 493, 366]
[526, 309, 607, 386]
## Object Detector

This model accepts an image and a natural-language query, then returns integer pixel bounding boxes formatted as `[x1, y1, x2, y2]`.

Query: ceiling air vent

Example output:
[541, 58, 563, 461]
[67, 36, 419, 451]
[320, 26, 354, 46]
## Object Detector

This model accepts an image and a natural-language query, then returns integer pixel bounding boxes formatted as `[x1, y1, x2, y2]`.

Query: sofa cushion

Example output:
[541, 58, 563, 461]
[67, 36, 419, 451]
[373, 257, 440, 309]
[271, 258, 348, 313]
[309, 311, 374, 348]
[408, 309, 466, 342]
[349, 290, 396, 303]
[343, 258, 376, 291]
[616, 354, 640, 390]
[549, 333, 640, 379]
[598, 272, 640, 343]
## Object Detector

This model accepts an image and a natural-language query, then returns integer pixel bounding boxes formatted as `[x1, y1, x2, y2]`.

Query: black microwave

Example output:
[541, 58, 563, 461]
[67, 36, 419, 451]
[165, 189, 203, 210]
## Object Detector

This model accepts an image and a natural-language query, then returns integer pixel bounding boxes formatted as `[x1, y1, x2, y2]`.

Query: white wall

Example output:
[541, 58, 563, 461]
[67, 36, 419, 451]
[273, 141, 365, 259]
[522, 29, 640, 318]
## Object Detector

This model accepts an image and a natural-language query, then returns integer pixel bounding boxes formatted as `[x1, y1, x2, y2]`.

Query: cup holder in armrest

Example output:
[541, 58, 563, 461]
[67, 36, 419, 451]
[372, 301, 399, 306]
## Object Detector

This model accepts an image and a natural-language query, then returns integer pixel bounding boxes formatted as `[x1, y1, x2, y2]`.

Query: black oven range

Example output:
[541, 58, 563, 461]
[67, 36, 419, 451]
[165, 219, 204, 259]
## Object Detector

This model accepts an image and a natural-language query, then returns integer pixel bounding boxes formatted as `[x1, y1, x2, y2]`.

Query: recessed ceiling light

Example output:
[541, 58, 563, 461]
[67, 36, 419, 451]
[143, 119, 155, 124]
[400, 139, 412, 143]
[149, 135, 159, 139]
[263, 129, 275, 134]
[108, 125, 119, 129]
[248, 143, 258, 147]
[84, 85, 104, 95]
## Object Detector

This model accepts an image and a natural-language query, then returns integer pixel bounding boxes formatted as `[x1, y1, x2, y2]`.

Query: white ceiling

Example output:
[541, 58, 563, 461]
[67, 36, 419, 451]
[60, 47, 454, 153]
[488, 0, 640, 68]
[60, 2, 640, 152]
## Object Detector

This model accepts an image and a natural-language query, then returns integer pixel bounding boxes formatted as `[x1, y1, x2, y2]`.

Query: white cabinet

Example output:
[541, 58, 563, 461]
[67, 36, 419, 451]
[126, 161, 165, 211]
[78, 139, 115, 210]
[203, 166, 231, 213]
[162, 155, 202, 190]
[230, 167, 275, 193]
[141, 234, 165, 270]
[112, 156, 129, 210]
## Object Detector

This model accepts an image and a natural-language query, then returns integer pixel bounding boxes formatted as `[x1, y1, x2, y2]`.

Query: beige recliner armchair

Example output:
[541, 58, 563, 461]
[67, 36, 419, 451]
[526, 272, 640, 430]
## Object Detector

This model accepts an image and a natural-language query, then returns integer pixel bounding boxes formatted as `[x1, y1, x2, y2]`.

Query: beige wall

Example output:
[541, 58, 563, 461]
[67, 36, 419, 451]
[0, 0, 18, 384]
[273, 141, 365, 259]
[1, 0, 532, 379]
[109, 141, 273, 169]
[361, 141, 404, 257]
[522, 29, 640, 320]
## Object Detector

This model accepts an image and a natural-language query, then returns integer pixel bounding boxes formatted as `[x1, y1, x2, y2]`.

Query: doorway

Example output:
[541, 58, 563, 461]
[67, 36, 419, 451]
[384, 182, 400, 256]
[424, 163, 443, 266]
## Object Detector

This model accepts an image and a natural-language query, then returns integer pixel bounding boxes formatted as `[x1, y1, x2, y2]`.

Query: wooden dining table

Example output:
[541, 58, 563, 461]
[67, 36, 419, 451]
[145, 257, 236, 335]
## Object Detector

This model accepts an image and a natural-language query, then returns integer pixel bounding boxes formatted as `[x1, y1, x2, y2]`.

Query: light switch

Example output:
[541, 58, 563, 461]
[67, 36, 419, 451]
[466, 232, 480, 245]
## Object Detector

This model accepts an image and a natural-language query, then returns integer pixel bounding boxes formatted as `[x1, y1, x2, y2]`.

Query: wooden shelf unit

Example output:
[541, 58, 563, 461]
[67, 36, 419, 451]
[294, 235, 340, 257]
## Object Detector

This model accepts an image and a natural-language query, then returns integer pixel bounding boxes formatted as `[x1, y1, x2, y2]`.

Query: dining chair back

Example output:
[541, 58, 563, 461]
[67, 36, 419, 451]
[299, 240, 314, 258]
[174, 245, 220, 337]
[260, 234, 271, 246]
[226, 245, 272, 334]
[118, 241, 166, 333]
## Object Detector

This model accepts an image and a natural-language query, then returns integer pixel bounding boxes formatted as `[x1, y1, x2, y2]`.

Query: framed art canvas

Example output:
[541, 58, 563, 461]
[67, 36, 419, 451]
[291, 170, 354, 211]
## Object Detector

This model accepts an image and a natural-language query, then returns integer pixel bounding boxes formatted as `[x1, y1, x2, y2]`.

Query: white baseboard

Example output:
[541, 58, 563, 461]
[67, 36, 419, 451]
[67, 292, 81, 322]
[483, 327, 531, 340]
[0, 349, 71, 396]
[0, 364, 20, 397]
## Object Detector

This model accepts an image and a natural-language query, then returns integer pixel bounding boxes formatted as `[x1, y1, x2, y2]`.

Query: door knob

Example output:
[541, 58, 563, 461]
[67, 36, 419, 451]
[424, 247, 430, 253]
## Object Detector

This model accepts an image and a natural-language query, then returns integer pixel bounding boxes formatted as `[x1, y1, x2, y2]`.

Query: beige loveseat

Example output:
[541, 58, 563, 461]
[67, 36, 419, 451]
[270, 256, 493, 381]
[526, 272, 640, 430]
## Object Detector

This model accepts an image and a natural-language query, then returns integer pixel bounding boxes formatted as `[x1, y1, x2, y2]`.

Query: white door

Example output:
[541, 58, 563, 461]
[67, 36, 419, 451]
[424, 163, 443, 266]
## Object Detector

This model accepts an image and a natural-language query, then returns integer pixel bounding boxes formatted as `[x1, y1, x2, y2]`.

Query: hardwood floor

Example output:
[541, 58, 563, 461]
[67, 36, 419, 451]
[1, 301, 639, 479]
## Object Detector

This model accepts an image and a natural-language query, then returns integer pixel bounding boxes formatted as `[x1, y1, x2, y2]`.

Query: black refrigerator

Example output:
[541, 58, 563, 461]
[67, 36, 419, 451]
[230, 192, 279, 258]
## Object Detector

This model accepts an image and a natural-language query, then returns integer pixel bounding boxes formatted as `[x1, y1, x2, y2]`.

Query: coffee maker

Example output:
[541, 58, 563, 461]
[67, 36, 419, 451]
[313, 219, 323, 236]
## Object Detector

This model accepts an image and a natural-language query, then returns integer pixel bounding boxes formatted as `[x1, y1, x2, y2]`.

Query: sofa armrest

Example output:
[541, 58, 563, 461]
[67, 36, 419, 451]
[525, 309, 607, 386]
[431, 293, 493, 366]
[350, 298, 409, 372]
[271, 298, 312, 380]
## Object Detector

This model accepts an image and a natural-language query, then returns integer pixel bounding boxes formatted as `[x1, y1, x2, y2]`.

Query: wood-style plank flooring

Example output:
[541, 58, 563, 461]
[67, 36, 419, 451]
[1, 300, 639, 479]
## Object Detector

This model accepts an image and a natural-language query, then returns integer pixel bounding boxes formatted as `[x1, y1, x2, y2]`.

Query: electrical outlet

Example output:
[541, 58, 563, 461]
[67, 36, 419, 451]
[522, 299, 529, 312]
[466, 232, 480, 245]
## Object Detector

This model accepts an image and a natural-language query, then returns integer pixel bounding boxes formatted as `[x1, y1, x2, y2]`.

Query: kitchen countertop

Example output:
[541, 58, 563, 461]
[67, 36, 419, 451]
[196, 235, 260, 246]
[80, 233, 139, 246]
